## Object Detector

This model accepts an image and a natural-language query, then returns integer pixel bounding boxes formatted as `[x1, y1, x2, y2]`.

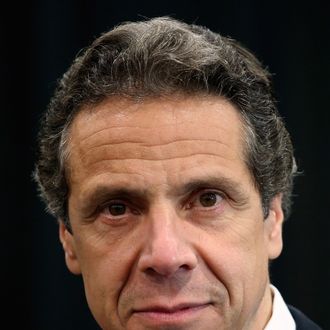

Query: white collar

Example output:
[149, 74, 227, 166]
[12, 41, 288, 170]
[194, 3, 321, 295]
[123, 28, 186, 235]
[264, 285, 296, 330]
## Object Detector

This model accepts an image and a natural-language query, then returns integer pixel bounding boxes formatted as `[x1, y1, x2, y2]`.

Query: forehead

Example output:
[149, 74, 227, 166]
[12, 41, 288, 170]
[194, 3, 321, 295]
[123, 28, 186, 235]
[67, 95, 248, 186]
[70, 95, 244, 146]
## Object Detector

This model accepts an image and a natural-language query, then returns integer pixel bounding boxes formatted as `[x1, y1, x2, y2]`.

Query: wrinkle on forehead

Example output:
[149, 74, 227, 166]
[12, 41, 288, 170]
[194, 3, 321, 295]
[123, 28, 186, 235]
[71, 95, 243, 143]
[67, 96, 246, 181]
[79, 140, 234, 169]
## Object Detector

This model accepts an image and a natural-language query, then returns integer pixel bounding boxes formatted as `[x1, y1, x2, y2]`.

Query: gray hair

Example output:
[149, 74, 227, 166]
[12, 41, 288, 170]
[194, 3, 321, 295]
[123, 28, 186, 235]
[34, 17, 297, 228]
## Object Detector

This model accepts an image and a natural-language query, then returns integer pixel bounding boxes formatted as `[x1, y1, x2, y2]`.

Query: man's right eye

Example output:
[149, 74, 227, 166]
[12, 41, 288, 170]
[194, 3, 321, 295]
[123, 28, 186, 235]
[108, 203, 127, 216]
[100, 201, 130, 220]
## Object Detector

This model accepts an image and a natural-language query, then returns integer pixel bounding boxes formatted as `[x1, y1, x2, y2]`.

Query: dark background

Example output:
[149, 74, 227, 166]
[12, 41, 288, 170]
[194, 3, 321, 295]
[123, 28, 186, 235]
[2, 1, 329, 329]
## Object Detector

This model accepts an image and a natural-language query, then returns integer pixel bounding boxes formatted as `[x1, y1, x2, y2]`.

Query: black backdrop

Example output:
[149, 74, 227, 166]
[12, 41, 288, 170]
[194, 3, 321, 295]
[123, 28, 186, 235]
[2, 1, 329, 329]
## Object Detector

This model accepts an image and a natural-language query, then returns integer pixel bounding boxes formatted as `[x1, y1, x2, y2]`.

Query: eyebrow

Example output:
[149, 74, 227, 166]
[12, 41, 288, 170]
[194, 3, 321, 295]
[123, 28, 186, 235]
[78, 175, 249, 216]
[79, 185, 149, 216]
[176, 176, 250, 204]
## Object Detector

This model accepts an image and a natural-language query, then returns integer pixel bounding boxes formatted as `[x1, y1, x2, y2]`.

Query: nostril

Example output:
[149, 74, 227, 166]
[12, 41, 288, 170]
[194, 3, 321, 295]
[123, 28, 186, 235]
[143, 261, 195, 279]
[144, 267, 163, 278]
[180, 264, 192, 271]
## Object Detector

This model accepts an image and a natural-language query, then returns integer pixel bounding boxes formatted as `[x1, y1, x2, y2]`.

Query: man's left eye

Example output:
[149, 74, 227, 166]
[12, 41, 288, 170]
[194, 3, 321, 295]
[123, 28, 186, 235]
[199, 192, 221, 207]
[188, 191, 223, 209]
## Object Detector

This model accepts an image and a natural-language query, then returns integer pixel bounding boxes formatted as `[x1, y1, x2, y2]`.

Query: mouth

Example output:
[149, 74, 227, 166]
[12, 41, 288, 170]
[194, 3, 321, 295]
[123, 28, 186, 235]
[132, 302, 212, 325]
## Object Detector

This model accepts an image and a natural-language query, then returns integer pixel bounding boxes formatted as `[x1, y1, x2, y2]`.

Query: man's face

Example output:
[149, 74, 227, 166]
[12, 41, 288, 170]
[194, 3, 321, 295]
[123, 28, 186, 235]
[60, 96, 283, 330]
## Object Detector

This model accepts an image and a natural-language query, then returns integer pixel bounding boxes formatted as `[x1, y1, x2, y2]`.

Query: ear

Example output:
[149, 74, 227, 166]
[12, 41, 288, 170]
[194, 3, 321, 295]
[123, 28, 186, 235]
[59, 221, 81, 275]
[264, 194, 284, 260]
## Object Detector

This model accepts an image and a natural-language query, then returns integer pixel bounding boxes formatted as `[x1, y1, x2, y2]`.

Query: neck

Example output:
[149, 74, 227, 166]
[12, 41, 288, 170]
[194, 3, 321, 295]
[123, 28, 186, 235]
[245, 282, 273, 330]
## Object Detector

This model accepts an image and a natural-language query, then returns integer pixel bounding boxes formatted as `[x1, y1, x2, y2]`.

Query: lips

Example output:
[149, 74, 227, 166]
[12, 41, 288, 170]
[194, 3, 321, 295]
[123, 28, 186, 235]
[132, 302, 211, 324]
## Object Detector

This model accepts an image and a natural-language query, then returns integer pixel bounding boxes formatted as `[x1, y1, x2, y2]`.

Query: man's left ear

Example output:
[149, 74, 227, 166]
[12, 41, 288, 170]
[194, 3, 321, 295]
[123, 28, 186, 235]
[265, 194, 284, 260]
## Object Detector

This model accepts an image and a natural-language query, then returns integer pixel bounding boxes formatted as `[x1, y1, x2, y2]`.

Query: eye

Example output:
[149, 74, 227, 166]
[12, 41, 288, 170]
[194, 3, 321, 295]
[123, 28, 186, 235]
[108, 203, 127, 216]
[100, 201, 132, 220]
[188, 190, 224, 210]
[199, 192, 221, 207]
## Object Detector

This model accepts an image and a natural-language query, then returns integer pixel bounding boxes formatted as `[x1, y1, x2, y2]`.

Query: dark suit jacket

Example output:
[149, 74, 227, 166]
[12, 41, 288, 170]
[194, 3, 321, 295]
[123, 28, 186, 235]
[288, 305, 323, 330]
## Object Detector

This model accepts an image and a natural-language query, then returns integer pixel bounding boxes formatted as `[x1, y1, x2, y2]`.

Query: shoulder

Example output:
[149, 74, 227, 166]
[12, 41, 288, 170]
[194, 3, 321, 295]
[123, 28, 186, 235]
[288, 305, 323, 330]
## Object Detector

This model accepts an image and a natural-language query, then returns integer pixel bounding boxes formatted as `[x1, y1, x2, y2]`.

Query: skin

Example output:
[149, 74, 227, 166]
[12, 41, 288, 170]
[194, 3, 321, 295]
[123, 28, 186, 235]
[59, 95, 284, 330]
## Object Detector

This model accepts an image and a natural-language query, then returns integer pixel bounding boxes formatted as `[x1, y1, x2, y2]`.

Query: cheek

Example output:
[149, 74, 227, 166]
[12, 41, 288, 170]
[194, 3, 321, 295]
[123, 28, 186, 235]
[198, 219, 269, 297]
[73, 230, 141, 325]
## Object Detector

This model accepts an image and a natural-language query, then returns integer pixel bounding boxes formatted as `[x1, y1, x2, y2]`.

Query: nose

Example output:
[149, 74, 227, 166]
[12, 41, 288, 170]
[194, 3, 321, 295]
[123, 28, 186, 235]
[138, 204, 198, 277]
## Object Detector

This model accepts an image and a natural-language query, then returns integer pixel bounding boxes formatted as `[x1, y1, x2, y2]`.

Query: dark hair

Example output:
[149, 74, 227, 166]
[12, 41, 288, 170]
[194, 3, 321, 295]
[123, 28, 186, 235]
[34, 16, 297, 227]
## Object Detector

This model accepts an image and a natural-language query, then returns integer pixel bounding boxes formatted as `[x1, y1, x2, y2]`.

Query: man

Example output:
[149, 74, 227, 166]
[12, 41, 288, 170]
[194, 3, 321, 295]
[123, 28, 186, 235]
[34, 17, 322, 329]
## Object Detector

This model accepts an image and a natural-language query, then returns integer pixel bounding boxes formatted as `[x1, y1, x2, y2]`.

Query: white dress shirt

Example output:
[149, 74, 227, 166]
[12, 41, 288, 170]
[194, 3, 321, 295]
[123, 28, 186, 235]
[264, 285, 296, 330]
